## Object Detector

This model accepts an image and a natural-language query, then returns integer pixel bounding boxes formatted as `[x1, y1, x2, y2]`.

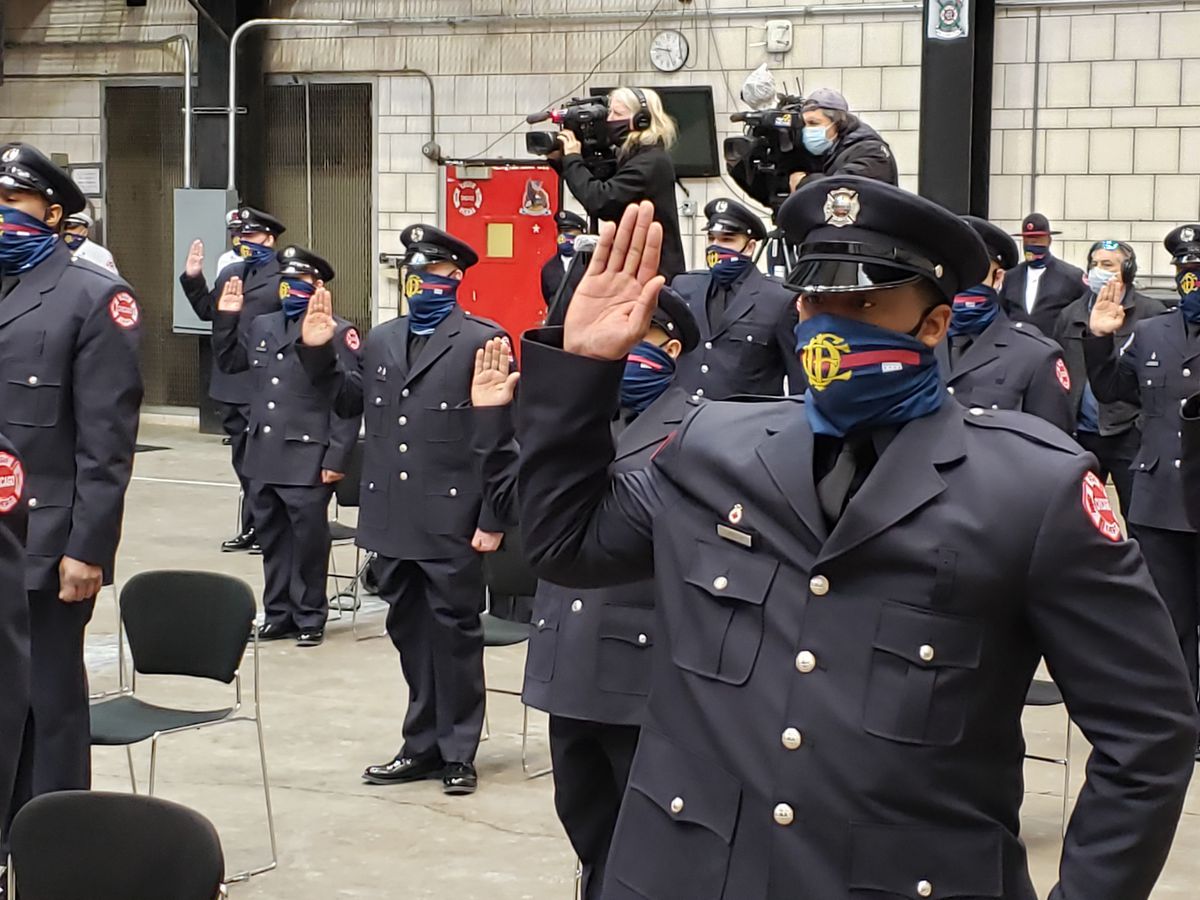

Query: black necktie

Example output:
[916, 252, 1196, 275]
[817, 436, 868, 524]
[707, 284, 728, 329]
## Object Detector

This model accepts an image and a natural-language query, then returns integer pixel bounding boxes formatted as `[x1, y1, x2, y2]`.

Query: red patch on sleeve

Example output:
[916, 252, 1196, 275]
[1055, 358, 1071, 392]
[109, 292, 140, 329]
[0, 452, 25, 515]
[1082, 471, 1122, 542]
[344, 328, 361, 351]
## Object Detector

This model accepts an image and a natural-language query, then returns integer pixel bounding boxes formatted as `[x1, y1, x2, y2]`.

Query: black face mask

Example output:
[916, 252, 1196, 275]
[607, 118, 632, 146]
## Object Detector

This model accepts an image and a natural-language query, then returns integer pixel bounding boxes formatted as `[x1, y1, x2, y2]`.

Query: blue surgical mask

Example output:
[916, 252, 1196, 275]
[0, 205, 59, 274]
[1024, 244, 1050, 269]
[1087, 267, 1117, 295]
[949, 284, 999, 337]
[620, 341, 676, 415]
[706, 243, 753, 287]
[802, 124, 833, 155]
[238, 238, 275, 266]
[280, 276, 315, 320]
[63, 232, 86, 251]
[1177, 268, 1200, 324]
[795, 313, 943, 437]
[405, 271, 459, 335]
[557, 233, 576, 258]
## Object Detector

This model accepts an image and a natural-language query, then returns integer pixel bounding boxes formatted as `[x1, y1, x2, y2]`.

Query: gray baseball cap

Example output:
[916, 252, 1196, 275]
[803, 88, 850, 112]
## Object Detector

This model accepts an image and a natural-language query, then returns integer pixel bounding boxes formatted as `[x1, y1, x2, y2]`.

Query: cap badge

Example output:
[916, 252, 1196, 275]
[0, 148, 18, 163]
[1182, 227, 1195, 243]
[823, 188, 860, 228]
[285, 247, 295, 257]
[715, 200, 729, 214]
[934, 264, 944, 278]
[410, 226, 425, 243]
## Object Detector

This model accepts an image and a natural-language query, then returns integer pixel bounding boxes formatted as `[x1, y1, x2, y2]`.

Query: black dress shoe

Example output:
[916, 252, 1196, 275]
[221, 528, 257, 552]
[362, 753, 444, 785]
[255, 621, 297, 642]
[442, 762, 478, 795]
[295, 629, 324, 647]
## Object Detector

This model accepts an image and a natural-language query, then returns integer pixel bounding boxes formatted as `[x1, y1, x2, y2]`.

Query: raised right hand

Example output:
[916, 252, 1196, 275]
[1089, 279, 1126, 336]
[216, 276, 244, 313]
[302, 284, 337, 347]
[471, 337, 519, 408]
[563, 201, 665, 361]
[185, 239, 205, 278]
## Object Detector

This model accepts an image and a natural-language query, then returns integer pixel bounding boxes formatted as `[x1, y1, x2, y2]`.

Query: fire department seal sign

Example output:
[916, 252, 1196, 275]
[0, 453, 24, 515]
[453, 181, 483, 217]
[1082, 471, 1122, 542]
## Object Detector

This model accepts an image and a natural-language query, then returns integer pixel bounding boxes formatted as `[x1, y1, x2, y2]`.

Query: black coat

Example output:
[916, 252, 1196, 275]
[544, 251, 590, 329]
[670, 267, 801, 398]
[803, 117, 898, 186]
[0, 429, 31, 838]
[936, 313, 1074, 433]
[298, 305, 507, 560]
[1054, 286, 1168, 436]
[560, 144, 685, 280]
[213, 310, 362, 486]
[0, 243, 143, 592]
[473, 387, 690, 726]
[541, 253, 572, 306]
[514, 329, 1195, 900]
[999, 256, 1087, 338]
[180, 256, 283, 405]
[1085, 311, 1200, 532]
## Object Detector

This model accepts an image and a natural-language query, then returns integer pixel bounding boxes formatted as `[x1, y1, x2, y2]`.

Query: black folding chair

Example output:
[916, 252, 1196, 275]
[7, 790, 225, 900]
[480, 531, 546, 776]
[327, 438, 381, 636]
[88, 570, 276, 882]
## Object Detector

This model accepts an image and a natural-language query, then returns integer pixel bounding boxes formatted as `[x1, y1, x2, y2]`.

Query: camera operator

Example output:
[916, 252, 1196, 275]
[788, 88, 897, 190]
[556, 87, 685, 279]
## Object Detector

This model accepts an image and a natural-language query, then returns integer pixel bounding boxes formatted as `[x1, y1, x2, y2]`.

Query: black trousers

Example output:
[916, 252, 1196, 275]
[1076, 428, 1139, 520]
[0, 592, 30, 850]
[1136, 525, 1200, 704]
[8, 591, 94, 843]
[249, 480, 333, 632]
[376, 555, 485, 764]
[220, 403, 253, 533]
[549, 716, 640, 900]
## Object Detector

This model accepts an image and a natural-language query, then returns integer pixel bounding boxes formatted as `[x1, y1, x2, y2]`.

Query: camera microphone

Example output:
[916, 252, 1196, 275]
[730, 112, 750, 123]
[525, 110, 554, 125]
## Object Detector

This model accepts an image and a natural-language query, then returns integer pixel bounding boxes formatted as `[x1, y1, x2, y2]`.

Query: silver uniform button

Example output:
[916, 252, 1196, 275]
[368, 482, 375, 490]
[745, 334, 754, 342]
[773, 803, 794, 826]
[969, 407, 984, 416]
[809, 575, 829, 596]
[537, 618, 546, 628]
[795, 650, 816, 673]
[302, 434, 310, 442]
[695, 388, 705, 397]
[637, 633, 648, 645]
[712, 575, 729, 591]
[399, 472, 408, 480]
[402, 388, 410, 398]
[917, 880, 933, 898]
[700, 364, 709, 374]
[276, 352, 284, 360]
[263, 425, 272, 434]
[27, 498, 37, 509]
[449, 487, 458, 497]
[571, 599, 583, 613]
[946, 386, 955, 395]
[399, 443, 408, 453]
[919, 644, 935, 662]
[990, 404, 999, 410]
[781, 728, 803, 750]
[374, 397, 382, 406]
[399, 416, 407, 425]
[1176, 459, 1182, 469]
[670, 796, 684, 814]
[1147, 379, 1153, 386]
[440, 401, 448, 410]
[271, 377, 279, 385]
[267, 401, 275, 409]
[27, 375, 38, 385]
[704, 341, 713, 350]
[1185, 368, 1192, 377]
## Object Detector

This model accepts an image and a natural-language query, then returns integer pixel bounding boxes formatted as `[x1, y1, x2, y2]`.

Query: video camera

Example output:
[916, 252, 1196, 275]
[723, 95, 818, 215]
[525, 97, 616, 177]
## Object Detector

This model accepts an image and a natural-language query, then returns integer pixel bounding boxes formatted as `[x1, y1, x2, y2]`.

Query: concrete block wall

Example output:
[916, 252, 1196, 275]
[3, 0, 1199, 312]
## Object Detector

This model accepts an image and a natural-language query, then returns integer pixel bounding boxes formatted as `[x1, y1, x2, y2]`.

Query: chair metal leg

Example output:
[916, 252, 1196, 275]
[126, 745, 138, 794]
[7, 859, 16, 900]
[481, 701, 490, 742]
[352, 552, 386, 642]
[1061, 717, 1073, 837]
[522, 705, 552, 779]
[574, 857, 582, 900]
[90, 587, 132, 701]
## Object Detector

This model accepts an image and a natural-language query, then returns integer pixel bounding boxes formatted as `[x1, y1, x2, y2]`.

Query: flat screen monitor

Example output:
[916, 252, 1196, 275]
[590, 85, 721, 179]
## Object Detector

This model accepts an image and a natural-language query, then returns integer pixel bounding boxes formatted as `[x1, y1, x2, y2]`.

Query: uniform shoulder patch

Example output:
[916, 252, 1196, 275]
[1081, 471, 1123, 542]
[344, 327, 361, 351]
[1054, 358, 1071, 391]
[0, 452, 25, 515]
[109, 291, 140, 329]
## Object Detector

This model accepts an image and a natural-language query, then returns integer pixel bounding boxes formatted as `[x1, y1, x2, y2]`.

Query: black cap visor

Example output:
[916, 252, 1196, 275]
[785, 240, 942, 296]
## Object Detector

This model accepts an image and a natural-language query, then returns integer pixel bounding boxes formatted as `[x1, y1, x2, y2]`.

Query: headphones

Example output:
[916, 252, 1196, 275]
[1087, 239, 1137, 285]
[630, 88, 653, 131]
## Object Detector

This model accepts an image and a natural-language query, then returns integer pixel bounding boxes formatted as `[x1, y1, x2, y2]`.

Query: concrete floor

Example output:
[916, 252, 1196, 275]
[82, 422, 1200, 898]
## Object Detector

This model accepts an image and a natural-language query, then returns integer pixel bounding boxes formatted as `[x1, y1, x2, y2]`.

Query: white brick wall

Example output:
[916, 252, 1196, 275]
[4, 0, 1200, 297]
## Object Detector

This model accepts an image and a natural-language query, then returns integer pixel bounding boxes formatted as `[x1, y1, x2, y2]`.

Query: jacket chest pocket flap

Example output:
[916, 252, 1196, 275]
[525, 599, 560, 683]
[5, 375, 62, 428]
[612, 729, 741, 900]
[1141, 370, 1166, 416]
[675, 542, 777, 685]
[425, 403, 466, 442]
[597, 602, 655, 696]
[863, 602, 983, 746]
[849, 823, 1003, 898]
